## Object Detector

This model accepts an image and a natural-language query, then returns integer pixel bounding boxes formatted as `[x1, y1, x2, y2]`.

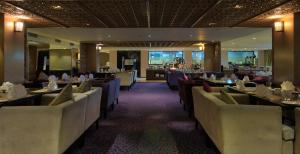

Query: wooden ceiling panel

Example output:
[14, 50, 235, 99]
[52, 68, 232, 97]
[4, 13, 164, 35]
[1, 0, 300, 28]
[195, 0, 292, 27]
[100, 41, 202, 47]
[239, 0, 300, 27]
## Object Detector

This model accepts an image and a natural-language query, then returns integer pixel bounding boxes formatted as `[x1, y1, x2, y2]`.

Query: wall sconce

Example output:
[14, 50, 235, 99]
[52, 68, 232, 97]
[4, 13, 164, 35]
[274, 21, 284, 32]
[14, 21, 24, 32]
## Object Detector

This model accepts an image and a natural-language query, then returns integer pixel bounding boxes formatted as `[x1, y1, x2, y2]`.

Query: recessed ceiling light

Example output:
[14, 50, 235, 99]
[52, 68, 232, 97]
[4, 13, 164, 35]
[208, 23, 216, 26]
[86, 23, 90, 26]
[234, 5, 243, 9]
[252, 37, 257, 40]
[107, 34, 111, 38]
[52, 5, 62, 10]
[147, 34, 152, 38]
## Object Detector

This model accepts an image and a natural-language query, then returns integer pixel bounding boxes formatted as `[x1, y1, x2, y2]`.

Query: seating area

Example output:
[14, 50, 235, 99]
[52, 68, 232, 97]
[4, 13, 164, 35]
[1, 1, 300, 153]
[192, 87, 293, 154]
[0, 86, 102, 154]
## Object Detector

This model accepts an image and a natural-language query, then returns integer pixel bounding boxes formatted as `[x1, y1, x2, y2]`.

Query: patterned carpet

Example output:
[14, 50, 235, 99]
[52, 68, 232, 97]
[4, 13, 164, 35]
[68, 82, 217, 154]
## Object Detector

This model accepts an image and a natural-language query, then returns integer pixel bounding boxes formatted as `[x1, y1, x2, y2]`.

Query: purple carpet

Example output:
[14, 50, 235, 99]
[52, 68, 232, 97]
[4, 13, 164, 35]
[69, 82, 217, 154]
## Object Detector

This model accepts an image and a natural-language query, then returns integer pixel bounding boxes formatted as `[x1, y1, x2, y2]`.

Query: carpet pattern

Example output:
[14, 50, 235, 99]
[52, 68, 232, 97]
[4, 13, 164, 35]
[69, 82, 217, 154]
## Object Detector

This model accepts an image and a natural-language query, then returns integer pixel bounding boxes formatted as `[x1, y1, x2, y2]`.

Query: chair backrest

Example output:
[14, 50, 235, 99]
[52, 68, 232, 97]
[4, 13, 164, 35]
[114, 78, 121, 98]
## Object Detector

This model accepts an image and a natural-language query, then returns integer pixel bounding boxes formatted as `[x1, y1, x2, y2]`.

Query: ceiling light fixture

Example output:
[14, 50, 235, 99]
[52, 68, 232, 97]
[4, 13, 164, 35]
[96, 44, 103, 51]
[52, 5, 62, 10]
[208, 22, 216, 26]
[252, 37, 257, 40]
[195, 43, 205, 51]
[234, 5, 243, 9]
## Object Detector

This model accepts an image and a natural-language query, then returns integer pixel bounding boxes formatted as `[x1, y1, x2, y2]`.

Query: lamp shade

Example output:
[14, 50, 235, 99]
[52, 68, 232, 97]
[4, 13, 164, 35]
[14, 21, 24, 32]
[274, 21, 284, 32]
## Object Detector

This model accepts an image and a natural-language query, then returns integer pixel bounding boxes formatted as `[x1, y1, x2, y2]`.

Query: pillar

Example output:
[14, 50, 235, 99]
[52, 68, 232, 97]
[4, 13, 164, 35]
[204, 42, 221, 72]
[0, 13, 25, 84]
[80, 43, 98, 72]
[184, 49, 193, 68]
[273, 13, 300, 85]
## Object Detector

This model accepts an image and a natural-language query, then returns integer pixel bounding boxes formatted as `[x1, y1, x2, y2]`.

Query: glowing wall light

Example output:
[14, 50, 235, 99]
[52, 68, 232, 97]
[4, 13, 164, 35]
[14, 21, 24, 32]
[274, 21, 284, 32]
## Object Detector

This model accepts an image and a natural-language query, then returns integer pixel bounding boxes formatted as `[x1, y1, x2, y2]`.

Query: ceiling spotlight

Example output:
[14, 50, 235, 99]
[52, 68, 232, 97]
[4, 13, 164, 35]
[52, 5, 62, 10]
[86, 23, 90, 26]
[252, 37, 257, 40]
[96, 44, 103, 51]
[234, 5, 243, 9]
[208, 23, 216, 26]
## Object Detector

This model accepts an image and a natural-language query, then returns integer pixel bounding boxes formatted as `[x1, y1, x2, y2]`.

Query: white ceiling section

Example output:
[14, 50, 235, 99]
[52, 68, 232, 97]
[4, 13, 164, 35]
[27, 27, 272, 50]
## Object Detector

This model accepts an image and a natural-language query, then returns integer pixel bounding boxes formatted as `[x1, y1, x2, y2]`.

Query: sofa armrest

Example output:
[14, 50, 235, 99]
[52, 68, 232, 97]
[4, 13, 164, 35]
[220, 105, 282, 154]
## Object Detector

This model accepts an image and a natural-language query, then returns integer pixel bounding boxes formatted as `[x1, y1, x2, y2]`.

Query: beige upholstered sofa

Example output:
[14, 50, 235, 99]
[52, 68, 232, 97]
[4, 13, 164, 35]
[80, 88, 102, 129]
[192, 87, 294, 154]
[0, 87, 102, 154]
[116, 71, 134, 88]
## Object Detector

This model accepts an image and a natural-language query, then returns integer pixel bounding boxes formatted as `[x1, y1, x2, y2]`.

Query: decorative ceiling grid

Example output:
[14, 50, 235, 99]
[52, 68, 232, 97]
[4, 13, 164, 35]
[0, 0, 298, 28]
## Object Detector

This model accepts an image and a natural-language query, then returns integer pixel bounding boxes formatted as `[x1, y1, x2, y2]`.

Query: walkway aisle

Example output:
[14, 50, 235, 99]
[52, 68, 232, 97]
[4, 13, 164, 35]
[76, 83, 216, 154]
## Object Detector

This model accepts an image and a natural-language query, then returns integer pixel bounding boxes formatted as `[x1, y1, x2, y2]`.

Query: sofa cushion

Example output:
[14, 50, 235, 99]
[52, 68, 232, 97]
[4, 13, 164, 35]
[219, 90, 239, 105]
[73, 80, 91, 93]
[203, 82, 212, 92]
[282, 124, 294, 141]
[49, 83, 73, 106]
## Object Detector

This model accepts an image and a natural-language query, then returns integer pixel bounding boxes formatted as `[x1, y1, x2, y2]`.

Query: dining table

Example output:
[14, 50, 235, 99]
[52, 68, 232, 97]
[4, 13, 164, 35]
[204, 78, 256, 87]
[0, 87, 64, 108]
[0, 94, 42, 107]
[227, 86, 299, 125]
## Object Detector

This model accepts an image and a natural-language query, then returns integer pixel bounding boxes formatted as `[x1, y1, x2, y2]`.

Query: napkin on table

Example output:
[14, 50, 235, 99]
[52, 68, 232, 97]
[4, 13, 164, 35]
[281, 81, 295, 91]
[243, 76, 250, 83]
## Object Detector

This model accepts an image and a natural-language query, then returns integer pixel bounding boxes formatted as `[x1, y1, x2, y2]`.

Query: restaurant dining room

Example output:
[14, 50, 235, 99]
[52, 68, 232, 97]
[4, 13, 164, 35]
[0, 0, 300, 154]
